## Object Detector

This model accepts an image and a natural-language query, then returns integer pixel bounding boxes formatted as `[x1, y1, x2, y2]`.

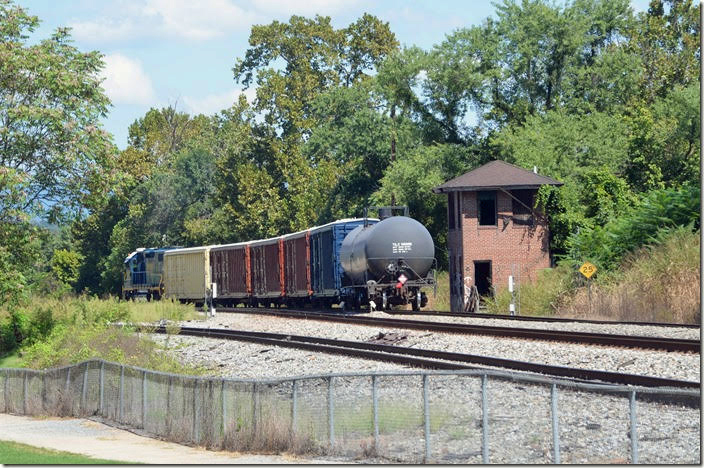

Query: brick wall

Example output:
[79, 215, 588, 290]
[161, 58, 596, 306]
[446, 190, 551, 311]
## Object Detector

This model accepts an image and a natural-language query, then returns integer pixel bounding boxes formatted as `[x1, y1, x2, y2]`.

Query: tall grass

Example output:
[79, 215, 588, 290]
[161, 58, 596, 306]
[484, 227, 700, 323]
[485, 265, 575, 316]
[1, 295, 202, 373]
[422, 271, 450, 311]
[559, 227, 700, 323]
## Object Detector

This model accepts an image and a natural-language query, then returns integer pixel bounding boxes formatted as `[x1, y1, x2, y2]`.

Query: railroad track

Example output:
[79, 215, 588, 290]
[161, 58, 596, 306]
[216, 307, 700, 353]
[155, 325, 700, 391]
[387, 309, 701, 329]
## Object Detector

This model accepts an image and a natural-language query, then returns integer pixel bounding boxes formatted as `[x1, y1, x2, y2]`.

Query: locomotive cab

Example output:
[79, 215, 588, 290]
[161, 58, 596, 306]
[122, 246, 179, 300]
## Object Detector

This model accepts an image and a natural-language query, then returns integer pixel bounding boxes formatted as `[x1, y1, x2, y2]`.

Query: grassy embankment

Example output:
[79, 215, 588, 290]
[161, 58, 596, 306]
[0, 440, 136, 464]
[0, 296, 204, 373]
[486, 228, 700, 323]
[425, 229, 699, 324]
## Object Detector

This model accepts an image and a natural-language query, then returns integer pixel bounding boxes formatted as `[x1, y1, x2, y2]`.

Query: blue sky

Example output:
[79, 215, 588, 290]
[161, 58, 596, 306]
[20, 0, 650, 149]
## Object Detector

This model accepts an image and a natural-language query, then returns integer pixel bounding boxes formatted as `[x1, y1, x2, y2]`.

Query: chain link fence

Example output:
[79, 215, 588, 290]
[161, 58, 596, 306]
[1, 360, 699, 463]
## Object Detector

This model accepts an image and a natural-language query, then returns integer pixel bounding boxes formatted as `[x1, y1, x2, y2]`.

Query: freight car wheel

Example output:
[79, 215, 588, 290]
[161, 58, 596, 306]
[411, 290, 421, 311]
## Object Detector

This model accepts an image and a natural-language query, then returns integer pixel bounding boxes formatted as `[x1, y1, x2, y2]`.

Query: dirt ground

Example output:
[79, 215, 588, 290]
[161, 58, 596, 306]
[0, 413, 344, 464]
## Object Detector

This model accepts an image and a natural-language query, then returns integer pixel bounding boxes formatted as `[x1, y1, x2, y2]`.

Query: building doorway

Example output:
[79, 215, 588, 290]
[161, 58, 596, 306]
[474, 261, 492, 296]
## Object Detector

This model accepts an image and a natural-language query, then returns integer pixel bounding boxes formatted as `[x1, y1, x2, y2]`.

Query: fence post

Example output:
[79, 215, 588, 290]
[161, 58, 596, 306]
[41, 372, 46, 412]
[142, 370, 147, 430]
[22, 371, 27, 415]
[221, 379, 226, 442]
[81, 363, 88, 413]
[119, 365, 124, 423]
[99, 362, 104, 416]
[193, 379, 199, 444]
[3, 370, 8, 413]
[328, 377, 335, 449]
[252, 382, 259, 434]
[65, 367, 71, 394]
[65, 367, 72, 415]
[423, 374, 431, 463]
[551, 384, 560, 464]
[372, 375, 379, 452]
[291, 379, 298, 434]
[630, 391, 638, 464]
[166, 375, 172, 434]
[481, 374, 489, 464]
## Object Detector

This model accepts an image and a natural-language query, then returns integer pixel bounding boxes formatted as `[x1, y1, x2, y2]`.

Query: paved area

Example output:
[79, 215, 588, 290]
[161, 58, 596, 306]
[0, 413, 336, 464]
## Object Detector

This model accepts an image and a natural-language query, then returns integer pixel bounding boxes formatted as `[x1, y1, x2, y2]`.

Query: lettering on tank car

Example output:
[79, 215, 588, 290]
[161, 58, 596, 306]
[392, 242, 413, 254]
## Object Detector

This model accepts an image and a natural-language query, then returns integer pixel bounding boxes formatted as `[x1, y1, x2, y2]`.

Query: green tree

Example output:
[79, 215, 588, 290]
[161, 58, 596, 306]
[372, 144, 481, 268]
[0, 168, 39, 305]
[231, 14, 400, 233]
[627, 0, 700, 103]
[420, 0, 633, 130]
[304, 82, 419, 220]
[51, 249, 83, 286]
[233, 13, 398, 139]
[127, 106, 212, 167]
[0, 0, 114, 222]
[624, 83, 700, 191]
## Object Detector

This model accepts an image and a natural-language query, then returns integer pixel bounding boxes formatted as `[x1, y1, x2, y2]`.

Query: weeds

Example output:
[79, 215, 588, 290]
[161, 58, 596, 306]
[0, 294, 203, 374]
[484, 227, 701, 323]
[559, 227, 700, 323]
[485, 265, 575, 316]
[422, 271, 450, 311]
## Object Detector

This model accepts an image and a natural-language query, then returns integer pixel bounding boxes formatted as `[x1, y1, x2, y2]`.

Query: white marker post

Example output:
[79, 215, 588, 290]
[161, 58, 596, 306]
[508, 275, 515, 316]
[210, 283, 217, 317]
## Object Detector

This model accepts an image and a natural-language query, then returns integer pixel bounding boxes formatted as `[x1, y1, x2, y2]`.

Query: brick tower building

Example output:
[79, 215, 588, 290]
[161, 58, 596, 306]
[432, 160, 562, 312]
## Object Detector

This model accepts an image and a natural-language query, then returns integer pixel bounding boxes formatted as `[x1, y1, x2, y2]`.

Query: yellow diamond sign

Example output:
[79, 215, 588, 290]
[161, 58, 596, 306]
[579, 261, 597, 279]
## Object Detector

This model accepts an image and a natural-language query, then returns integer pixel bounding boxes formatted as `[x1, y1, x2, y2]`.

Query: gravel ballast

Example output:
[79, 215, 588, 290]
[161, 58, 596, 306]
[144, 311, 700, 464]
[149, 311, 700, 382]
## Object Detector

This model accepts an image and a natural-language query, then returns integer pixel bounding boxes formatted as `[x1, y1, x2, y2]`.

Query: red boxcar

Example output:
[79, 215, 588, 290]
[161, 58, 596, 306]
[249, 237, 284, 301]
[210, 242, 250, 305]
[282, 230, 310, 303]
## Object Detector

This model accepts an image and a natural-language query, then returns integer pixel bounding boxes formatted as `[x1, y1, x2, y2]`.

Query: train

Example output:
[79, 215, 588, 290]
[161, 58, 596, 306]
[122, 207, 436, 311]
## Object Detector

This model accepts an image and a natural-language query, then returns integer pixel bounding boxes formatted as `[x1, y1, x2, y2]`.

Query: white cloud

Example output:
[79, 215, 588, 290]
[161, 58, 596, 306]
[250, 0, 359, 17]
[70, 0, 259, 43]
[183, 88, 257, 115]
[100, 54, 156, 105]
[144, 0, 258, 40]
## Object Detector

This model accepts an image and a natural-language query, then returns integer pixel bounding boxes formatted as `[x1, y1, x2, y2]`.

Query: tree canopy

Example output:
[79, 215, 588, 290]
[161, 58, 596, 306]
[0, 0, 699, 297]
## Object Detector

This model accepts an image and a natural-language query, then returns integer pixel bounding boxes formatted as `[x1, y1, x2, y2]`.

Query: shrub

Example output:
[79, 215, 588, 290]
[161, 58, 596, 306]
[20, 321, 206, 374]
[566, 184, 700, 271]
[0, 295, 196, 359]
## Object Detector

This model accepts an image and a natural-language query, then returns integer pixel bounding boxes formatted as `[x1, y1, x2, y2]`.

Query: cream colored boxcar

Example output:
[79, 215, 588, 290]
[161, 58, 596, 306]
[163, 246, 212, 302]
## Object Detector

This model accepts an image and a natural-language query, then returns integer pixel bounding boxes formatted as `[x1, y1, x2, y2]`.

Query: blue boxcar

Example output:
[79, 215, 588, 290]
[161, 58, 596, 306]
[309, 219, 378, 301]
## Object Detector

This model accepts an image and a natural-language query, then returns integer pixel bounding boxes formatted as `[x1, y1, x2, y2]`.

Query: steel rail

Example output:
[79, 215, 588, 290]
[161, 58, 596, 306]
[386, 309, 701, 329]
[156, 325, 700, 389]
[216, 307, 700, 353]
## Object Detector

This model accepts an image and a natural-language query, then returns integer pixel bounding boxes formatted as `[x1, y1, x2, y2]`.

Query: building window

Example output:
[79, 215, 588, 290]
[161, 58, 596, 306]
[478, 191, 497, 226]
[448, 192, 456, 230]
[511, 189, 535, 225]
[456, 193, 462, 228]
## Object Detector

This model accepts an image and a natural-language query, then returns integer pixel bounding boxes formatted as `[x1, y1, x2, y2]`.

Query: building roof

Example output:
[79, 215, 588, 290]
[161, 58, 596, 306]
[432, 160, 563, 193]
